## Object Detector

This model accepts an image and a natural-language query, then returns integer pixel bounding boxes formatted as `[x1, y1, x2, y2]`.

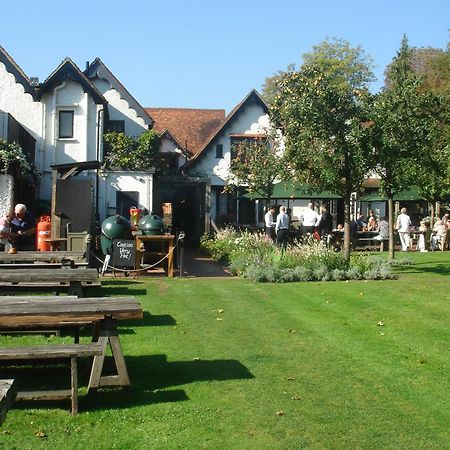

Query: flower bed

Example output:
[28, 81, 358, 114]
[201, 228, 394, 282]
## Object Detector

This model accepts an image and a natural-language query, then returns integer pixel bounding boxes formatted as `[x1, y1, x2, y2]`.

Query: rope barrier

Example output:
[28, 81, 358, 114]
[91, 233, 184, 275]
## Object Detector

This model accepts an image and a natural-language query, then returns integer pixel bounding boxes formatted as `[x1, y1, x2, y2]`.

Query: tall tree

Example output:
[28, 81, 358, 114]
[372, 36, 449, 258]
[271, 38, 375, 260]
[226, 132, 284, 206]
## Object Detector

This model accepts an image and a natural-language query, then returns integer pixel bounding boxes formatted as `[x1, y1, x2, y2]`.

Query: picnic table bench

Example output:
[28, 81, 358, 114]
[0, 251, 86, 265]
[0, 344, 102, 414]
[0, 379, 16, 425]
[0, 295, 143, 413]
[0, 268, 100, 296]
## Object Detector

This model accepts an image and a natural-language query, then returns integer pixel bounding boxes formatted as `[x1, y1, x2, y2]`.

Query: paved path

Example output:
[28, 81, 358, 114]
[179, 247, 230, 278]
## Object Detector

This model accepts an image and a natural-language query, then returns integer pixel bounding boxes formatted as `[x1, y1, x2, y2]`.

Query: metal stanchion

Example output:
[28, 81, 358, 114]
[178, 231, 185, 277]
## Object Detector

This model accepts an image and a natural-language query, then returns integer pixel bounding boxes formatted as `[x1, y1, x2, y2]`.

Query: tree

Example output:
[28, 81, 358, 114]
[0, 139, 40, 185]
[103, 129, 162, 173]
[271, 38, 375, 260]
[372, 36, 450, 258]
[226, 131, 284, 206]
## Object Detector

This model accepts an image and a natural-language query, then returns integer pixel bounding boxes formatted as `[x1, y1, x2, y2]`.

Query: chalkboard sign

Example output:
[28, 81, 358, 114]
[112, 239, 136, 268]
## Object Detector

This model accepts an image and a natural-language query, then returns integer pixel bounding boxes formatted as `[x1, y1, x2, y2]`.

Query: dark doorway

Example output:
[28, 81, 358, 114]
[55, 179, 93, 233]
[116, 191, 139, 220]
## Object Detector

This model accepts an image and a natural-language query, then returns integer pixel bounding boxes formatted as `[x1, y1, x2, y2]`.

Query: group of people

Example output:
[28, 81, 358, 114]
[264, 203, 333, 248]
[0, 203, 36, 252]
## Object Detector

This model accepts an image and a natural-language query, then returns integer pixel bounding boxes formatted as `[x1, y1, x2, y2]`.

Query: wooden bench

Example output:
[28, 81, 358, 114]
[0, 379, 16, 425]
[0, 251, 86, 264]
[0, 343, 103, 414]
[0, 268, 100, 296]
[354, 237, 388, 252]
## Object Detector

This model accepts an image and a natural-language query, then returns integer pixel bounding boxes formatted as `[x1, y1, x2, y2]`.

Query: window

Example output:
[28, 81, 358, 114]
[215, 144, 223, 158]
[106, 120, 125, 133]
[58, 110, 74, 138]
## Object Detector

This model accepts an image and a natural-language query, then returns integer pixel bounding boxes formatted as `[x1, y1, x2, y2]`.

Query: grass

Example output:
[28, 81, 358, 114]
[0, 251, 449, 449]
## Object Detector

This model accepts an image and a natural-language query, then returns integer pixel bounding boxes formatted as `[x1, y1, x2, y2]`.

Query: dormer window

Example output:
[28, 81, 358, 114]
[58, 110, 74, 138]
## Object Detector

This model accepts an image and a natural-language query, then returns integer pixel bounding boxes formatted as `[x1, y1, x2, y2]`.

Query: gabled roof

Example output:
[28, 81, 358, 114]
[86, 58, 153, 127]
[145, 107, 225, 156]
[40, 58, 106, 105]
[159, 129, 186, 153]
[187, 89, 269, 165]
[0, 45, 35, 97]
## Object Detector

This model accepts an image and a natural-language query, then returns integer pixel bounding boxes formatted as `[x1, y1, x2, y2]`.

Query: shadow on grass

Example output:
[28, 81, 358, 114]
[7, 355, 254, 412]
[394, 259, 450, 276]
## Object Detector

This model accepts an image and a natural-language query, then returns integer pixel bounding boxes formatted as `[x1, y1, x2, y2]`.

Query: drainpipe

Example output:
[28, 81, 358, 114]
[95, 106, 104, 221]
[52, 81, 66, 165]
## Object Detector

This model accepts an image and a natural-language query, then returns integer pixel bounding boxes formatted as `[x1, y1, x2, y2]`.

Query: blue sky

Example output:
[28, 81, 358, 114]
[1, 0, 448, 113]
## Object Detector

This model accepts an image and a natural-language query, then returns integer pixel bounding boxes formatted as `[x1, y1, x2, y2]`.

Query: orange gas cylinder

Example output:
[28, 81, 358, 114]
[129, 207, 142, 227]
[36, 215, 52, 251]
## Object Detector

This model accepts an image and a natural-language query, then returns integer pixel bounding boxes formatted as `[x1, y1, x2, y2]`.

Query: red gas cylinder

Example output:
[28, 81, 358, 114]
[36, 216, 52, 251]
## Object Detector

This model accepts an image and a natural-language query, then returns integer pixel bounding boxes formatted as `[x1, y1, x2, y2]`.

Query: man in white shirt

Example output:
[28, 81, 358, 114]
[396, 207, 411, 251]
[264, 206, 276, 242]
[300, 203, 320, 236]
[275, 205, 290, 248]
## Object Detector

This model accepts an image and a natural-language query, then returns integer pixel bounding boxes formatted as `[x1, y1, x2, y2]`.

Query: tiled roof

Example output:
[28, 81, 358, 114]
[362, 178, 381, 188]
[145, 108, 225, 156]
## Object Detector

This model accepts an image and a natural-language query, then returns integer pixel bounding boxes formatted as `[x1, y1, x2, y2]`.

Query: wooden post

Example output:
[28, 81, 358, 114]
[70, 356, 78, 415]
[51, 169, 61, 239]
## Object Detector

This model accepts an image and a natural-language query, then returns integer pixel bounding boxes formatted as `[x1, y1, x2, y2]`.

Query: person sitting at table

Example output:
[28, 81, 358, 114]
[356, 214, 367, 231]
[431, 219, 447, 251]
[367, 214, 378, 231]
[0, 210, 14, 252]
[9, 203, 36, 251]
[374, 216, 389, 241]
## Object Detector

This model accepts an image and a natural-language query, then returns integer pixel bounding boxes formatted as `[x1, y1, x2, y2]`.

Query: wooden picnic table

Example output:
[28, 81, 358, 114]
[0, 267, 99, 296]
[0, 295, 143, 390]
[0, 251, 86, 264]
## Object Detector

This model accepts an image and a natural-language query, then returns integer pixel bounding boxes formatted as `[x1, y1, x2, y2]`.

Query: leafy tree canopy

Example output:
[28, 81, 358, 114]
[103, 130, 163, 173]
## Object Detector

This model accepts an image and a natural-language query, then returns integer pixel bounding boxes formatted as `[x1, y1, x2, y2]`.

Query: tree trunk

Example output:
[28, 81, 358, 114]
[388, 196, 395, 260]
[342, 195, 352, 262]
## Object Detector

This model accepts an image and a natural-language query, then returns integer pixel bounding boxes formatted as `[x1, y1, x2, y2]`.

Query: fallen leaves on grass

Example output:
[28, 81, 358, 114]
[35, 431, 47, 439]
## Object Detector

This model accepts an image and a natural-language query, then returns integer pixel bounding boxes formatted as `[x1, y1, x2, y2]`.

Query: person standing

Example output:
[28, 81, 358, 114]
[275, 205, 290, 248]
[300, 203, 320, 236]
[0, 210, 14, 251]
[264, 205, 276, 242]
[9, 203, 36, 251]
[317, 204, 333, 238]
[396, 207, 411, 252]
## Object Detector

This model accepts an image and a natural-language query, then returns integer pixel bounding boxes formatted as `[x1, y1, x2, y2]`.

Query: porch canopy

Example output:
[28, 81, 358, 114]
[243, 181, 340, 200]
[359, 187, 426, 202]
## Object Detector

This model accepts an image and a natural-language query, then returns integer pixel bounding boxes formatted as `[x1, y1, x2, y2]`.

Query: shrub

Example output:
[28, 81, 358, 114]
[201, 229, 393, 283]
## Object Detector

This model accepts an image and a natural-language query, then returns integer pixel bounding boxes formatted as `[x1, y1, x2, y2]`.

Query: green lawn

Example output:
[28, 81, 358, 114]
[0, 252, 449, 449]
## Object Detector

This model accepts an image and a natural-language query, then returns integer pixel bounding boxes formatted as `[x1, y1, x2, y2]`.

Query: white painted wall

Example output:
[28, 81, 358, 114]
[91, 79, 147, 140]
[0, 63, 42, 139]
[191, 107, 270, 186]
[39, 80, 102, 200]
[160, 135, 186, 168]
[97, 171, 154, 222]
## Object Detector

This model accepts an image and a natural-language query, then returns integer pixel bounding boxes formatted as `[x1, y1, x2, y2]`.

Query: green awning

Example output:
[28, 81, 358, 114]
[359, 187, 426, 202]
[243, 181, 340, 200]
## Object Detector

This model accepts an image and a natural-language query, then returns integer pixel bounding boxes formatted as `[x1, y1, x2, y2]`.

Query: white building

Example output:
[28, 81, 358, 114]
[0, 46, 156, 227]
